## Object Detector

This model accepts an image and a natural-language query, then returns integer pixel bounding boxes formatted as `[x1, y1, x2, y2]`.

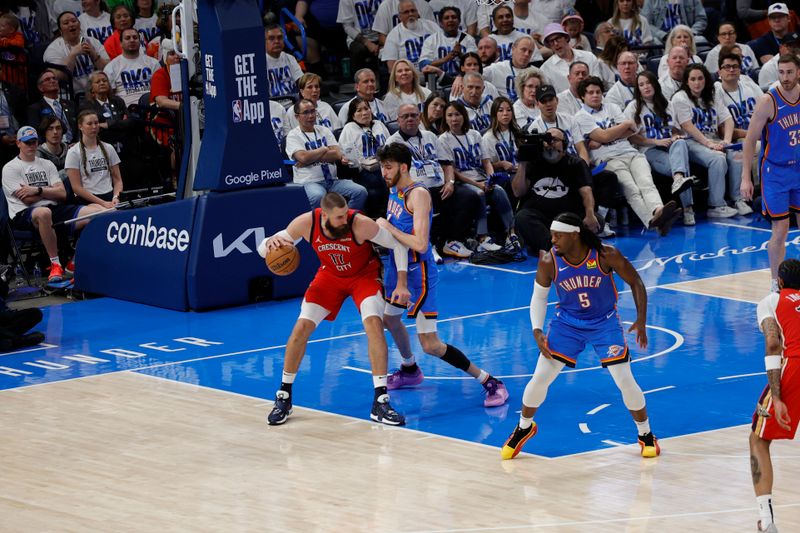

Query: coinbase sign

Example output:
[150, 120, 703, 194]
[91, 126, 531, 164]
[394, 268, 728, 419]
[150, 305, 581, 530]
[75, 199, 197, 310]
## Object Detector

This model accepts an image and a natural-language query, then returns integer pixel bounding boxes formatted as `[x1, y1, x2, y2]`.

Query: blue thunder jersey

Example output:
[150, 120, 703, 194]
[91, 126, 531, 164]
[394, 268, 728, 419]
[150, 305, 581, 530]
[386, 182, 434, 265]
[552, 248, 618, 321]
[761, 87, 800, 166]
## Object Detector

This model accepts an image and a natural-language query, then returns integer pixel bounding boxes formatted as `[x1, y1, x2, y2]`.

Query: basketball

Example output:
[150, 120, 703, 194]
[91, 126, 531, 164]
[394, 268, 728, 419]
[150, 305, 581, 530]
[266, 244, 300, 276]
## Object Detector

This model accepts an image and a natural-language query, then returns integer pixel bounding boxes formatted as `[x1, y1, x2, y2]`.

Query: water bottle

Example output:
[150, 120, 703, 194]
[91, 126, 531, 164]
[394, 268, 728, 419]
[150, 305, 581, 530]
[341, 57, 351, 79]
[32, 263, 41, 280]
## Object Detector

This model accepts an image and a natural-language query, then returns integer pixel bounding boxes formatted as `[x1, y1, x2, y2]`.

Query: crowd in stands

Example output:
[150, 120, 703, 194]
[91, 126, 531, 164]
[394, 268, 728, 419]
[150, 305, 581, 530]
[0, 0, 181, 283]
[273, 0, 800, 261]
[2, 0, 799, 280]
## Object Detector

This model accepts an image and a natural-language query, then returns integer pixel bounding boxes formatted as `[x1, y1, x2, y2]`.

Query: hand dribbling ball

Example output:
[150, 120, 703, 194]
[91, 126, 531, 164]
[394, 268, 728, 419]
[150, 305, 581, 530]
[266, 244, 300, 276]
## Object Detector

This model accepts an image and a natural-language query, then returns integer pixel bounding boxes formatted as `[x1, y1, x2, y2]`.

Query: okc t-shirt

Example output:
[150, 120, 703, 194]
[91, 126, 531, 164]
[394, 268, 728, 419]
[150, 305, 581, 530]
[103, 53, 161, 106]
[266, 52, 304, 99]
[134, 14, 159, 44]
[44, 36, 109, 94]
[64, 141, 121, 195]
[79, 11, 113, 44]
[2, 157, 59, 219]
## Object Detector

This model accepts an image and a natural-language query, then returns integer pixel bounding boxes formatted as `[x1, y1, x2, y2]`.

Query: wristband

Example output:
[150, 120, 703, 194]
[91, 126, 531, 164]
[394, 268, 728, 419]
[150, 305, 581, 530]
[765, 355, 782, 371]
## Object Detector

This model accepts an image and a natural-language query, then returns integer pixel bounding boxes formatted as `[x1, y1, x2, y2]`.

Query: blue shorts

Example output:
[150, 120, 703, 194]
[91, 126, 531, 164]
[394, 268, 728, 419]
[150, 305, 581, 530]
[384, 258, 438, 319]
[761, 160, 800, 220]
[545, 310, 629, 368]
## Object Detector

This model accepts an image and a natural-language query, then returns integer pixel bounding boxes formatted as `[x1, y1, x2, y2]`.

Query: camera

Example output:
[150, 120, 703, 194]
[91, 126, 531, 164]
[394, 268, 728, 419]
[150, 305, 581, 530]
[516, 130, 553, 163]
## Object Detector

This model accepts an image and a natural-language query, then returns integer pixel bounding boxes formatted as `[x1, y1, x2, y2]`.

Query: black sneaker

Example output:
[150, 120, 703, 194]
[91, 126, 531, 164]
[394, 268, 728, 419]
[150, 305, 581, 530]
[370, 398, 405, 426]
[500, 422, 538, 460]
[267, 390, 293, 425]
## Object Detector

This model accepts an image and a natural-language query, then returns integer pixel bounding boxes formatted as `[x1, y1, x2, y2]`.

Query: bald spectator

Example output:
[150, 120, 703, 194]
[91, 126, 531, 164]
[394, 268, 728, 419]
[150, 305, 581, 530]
[373, 0, 435, 46]
[477, 35, 499, 66]
[659, 45, 689, 100]
[557, 61, 589, 116]
[381, 0, 440, 71]
[483, 35, 537, 100]
[338, 69, 390, 125]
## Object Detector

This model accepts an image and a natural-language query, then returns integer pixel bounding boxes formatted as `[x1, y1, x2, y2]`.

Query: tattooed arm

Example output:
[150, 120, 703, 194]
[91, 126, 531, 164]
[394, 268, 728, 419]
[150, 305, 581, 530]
[762, 317, 791, 430]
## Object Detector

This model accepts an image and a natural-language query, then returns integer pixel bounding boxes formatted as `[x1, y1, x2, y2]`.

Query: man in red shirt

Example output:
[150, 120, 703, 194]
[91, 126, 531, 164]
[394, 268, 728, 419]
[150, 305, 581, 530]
[258, 192, 409, 426]
[750, 258, 800, 532]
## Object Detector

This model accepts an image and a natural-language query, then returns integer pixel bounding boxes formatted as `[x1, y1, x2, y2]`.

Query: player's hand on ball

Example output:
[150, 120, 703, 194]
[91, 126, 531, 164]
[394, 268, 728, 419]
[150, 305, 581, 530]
[628, 319, 648, 349]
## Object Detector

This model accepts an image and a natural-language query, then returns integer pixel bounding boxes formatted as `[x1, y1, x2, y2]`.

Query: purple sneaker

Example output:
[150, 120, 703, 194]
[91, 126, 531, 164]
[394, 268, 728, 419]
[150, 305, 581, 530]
[483, 378, 509, 407]
[387, 365, 424, 390]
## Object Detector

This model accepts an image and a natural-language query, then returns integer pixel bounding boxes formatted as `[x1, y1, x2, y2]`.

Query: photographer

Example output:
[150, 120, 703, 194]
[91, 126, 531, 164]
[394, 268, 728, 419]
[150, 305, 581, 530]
[511, 127, 599, 255]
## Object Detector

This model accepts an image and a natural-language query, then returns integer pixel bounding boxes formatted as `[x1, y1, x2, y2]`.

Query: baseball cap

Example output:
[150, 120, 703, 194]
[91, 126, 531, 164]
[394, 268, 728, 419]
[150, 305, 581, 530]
[16, 126, 37, 142]
[542, 23, 569, 44]
[536, 84, 557, 101]
[769, 3, 790, 16]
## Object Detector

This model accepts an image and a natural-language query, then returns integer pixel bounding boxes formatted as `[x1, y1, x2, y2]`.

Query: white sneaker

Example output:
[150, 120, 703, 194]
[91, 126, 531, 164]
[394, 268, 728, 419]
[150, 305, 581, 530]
[735, 199, 754, 215]
[597, 223, 616, 238]
[432, 247, 444, 265]
[477, 237, 502, 252]
[671, 175, 693, 195]
[707, 205, 738, 218]
[683, 207, 695, 226]
[443, 240, 472, 258]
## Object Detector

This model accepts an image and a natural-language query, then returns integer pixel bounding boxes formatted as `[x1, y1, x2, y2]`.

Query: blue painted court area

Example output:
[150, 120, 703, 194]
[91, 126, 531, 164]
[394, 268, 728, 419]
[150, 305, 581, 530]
[1, 219, 796, 457]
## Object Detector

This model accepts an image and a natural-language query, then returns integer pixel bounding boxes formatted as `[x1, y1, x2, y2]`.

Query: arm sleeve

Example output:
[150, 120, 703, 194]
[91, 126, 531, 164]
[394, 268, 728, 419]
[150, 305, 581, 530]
[370, 226, 408, 271]
[529, 281, 549, 331]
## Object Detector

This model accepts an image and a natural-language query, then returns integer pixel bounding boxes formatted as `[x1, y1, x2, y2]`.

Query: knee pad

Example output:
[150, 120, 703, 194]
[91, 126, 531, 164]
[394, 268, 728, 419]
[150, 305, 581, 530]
[521, 354, 565, 408]
[359, 293, 385, 321]
[415, 313, 437, 333]
[607, 362, 645, 411]
[298, 299, 330, 326]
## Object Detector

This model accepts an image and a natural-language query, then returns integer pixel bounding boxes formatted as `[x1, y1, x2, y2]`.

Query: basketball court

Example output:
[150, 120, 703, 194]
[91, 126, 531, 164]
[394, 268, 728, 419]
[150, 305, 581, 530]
[3, 218, 800, 531]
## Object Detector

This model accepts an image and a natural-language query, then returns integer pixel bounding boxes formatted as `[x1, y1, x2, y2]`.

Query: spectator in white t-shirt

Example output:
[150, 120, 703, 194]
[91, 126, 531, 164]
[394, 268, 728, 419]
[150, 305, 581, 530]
[575, 76, 679, 235]
[484, 34, 538, 100]
[286, 73, 341, 131]
[285, 99, 367, 210]
[338, 97, 391, 218]
[714, 52, 763, 139]
[671, 63, 752, 217]
[657, 25, 702, 79]
[556, 60, 589, 116]
[659, 45, 690, 100]
[2, 126, 103, 283]
[608, 0, 654, 47]
[79, 0, 112, 44]
[488, 5, 528, 61]
[133, 0, 159, 44]
[65, 110, 123, 208]
[103, 27, 160, 106]
[337, 0, 383, 73]
[265, 23, 303, 102]
[540, 23, 601, 93]
[381, 0, 441, 72]
[44, 11, 109, 95]
[605, 51, 639, 111]
[383, 59, 432, 121]
[704, 22, 759, 76]
[419, 6, 477, 77]
[269, 100, 289, 146]
[337, 68, 390, 125]
[372, 0, 435, 47]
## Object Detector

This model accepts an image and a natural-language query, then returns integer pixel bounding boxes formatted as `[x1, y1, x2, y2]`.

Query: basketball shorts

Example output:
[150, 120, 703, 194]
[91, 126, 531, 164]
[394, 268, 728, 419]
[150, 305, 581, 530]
[304, 267, 382, 321]
[760, 161, 800, 220]
[384, 258, 438, 319]
[752, 357, 800, 440]
[545, 310, 629, 368]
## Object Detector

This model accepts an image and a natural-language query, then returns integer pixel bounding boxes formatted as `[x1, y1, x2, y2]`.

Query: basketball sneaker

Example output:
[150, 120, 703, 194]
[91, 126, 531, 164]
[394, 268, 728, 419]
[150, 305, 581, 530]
[443, 240, 472, 258]
[48, 263, 65, 283]
[370, 397, 406, 426]
[483, 377, 509, 407]
[758, 520, 779, 532]
[500, 422, 538, 460]
[638, 432, 661, 457]
[267, 390, 292, 425]
[387, 365, 424, 390]
[65, 259, 75, 276]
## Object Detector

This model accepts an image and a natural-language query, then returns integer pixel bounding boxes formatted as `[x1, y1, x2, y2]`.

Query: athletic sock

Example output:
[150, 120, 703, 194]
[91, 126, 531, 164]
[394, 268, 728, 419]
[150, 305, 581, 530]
[635, 418, 651, 436]
[477, 369, 489, 384]
[400, 362, 418, 373]
[49, 256, 61, 266]
[518, 416, 533, 429]
[401, 355, 417, 368]
[280, 371, 296, 395]
[757, 495, 774, 529]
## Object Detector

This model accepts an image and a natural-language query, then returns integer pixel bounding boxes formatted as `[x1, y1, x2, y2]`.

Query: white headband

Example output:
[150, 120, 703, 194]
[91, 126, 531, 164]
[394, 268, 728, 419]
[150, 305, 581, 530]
[550, 221, 580, 233]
